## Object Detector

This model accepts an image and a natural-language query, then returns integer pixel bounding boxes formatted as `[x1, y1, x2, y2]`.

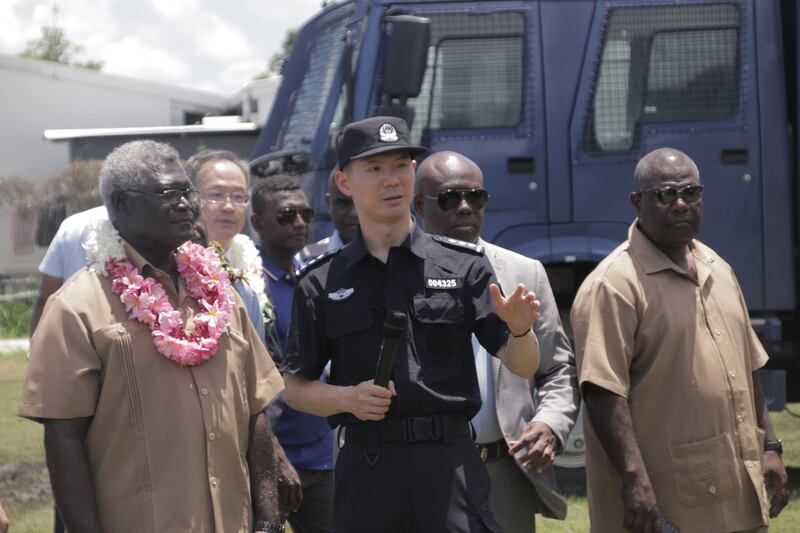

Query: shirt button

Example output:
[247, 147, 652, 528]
[708, 485, 717, 494]
[729, 371, 736, 379]
[116, 326, 125, 334]
[201, 387, 209, 396]
[210, 476, 217, 487]
[715, 330, 721, 336]
[737, 415, 743, 423]
[208, 432, 216, 441]
[189, 383, 194, 390]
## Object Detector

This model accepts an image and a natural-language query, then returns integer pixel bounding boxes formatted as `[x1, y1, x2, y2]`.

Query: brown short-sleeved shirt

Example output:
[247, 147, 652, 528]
[19, 244, 284, 533]
[571, 223, 769, 532]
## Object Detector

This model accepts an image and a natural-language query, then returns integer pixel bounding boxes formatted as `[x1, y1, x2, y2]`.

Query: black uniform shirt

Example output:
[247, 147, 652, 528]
[285, 224, 510, 427]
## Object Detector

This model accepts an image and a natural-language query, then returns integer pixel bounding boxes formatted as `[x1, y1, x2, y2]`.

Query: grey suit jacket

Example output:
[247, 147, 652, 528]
[481, 239, 579, 519]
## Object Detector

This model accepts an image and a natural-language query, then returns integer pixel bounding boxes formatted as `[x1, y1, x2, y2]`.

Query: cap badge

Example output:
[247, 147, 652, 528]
[379, 123, 399, 143]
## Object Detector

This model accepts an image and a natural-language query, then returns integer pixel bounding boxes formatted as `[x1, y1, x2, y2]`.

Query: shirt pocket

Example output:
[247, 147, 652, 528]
[668, 432, 736, 507]
[326, 304, 375, 339]
[91, 322, 145, 369]
[325, 303, 377, 378]
[413, 294, 465, 363]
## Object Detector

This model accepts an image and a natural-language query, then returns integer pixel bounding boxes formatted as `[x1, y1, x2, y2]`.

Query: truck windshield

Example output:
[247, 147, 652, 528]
[277, 5, 354, 153]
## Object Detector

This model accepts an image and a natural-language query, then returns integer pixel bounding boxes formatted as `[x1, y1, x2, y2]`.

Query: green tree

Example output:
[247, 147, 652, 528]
[270, 29, 298, 72]
[20, 25, 103, 71]
[253, 28, 298, 80]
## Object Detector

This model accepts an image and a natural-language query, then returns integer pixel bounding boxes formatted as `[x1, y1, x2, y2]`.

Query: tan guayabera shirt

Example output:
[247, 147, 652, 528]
[572, 223, 769, 532]
[19, 244, 284, 533]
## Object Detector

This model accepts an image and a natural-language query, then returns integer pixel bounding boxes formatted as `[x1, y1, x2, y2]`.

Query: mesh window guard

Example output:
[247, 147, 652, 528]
[279, 11, 352, 151]
[404, 11, 526, 142]
[586, 3, 740, 153]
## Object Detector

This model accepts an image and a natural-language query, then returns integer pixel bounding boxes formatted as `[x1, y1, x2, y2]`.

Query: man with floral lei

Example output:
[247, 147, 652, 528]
[18, 140, 286, 533]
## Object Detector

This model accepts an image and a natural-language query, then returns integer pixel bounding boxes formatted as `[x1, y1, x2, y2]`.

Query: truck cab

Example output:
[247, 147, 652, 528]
[251, 0, 800, 487]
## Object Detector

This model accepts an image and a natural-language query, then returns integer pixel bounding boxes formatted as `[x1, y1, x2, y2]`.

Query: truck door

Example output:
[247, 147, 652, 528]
[571, 1, 765, 306]
[389, 2, 546, 241]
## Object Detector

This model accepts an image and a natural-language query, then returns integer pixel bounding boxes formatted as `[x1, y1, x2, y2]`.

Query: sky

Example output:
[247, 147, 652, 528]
[0, 0, 325, 95]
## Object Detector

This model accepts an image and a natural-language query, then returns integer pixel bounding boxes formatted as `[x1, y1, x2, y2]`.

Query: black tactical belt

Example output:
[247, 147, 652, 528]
[476, 439, 508, 462]
[345, 414, 471, 443]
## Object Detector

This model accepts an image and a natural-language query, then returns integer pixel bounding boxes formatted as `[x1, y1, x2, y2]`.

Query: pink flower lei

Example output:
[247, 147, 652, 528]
[106, 241, 235, 366]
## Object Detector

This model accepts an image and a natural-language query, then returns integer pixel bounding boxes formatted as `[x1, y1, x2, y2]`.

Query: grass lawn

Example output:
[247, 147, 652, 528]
[2, 347, 800, 531]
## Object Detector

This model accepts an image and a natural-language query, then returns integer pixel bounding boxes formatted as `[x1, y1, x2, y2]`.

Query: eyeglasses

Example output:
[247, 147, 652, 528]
[126, 188, 198, 206]
[638, 184, 704, 205]
[200, 190, 250, 206]
[275, 208, 315, 225]
[426, 188, 490, 211]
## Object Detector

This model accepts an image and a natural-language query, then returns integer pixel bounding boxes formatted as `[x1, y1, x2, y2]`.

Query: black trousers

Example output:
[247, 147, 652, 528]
[287, 468, 334, 533]
[333, 435, 501, 533]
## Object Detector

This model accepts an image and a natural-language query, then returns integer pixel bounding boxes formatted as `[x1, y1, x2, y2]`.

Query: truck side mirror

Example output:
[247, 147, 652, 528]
[382, 15, 431, 98]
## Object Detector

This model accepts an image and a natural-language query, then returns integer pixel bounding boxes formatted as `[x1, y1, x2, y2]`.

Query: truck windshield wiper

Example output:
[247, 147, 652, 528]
[250, 149, 319, 177]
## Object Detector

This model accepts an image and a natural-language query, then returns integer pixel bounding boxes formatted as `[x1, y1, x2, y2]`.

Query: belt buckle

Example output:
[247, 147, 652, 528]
[479, 445, 488, 462]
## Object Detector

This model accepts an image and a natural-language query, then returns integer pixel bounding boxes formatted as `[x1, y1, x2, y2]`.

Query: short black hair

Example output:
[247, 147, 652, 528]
[251, 174, 302, 215]
[185, 149, 250, 186]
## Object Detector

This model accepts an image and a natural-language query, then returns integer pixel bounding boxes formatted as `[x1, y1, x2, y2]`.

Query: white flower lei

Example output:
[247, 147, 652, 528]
[228, 234, 270, 314]
[83, 219, 126, 273]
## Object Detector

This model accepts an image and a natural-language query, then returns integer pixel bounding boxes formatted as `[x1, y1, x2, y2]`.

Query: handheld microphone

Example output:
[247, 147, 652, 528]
[374, 311, 406, 388]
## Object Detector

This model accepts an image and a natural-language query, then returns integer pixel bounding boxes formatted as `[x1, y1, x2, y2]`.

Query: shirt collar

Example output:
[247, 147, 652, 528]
[628, 220, 714, 281]
[261, 251, 297, 282]
[122, 241, 184, 299]
[327, 230, 344, 252]
[344, 223, 427, 267]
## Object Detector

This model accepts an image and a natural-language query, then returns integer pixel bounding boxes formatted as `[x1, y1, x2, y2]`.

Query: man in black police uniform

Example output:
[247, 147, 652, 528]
[283, 116, 542, 532]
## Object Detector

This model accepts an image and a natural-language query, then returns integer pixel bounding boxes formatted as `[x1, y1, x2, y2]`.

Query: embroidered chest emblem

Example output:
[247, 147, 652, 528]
[328, 287, 355, 301]
[425, 277, 461, 290]
[379, 123, 399, 142]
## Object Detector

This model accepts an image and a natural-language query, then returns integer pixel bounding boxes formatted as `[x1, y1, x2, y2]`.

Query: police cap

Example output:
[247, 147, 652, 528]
[336, 116, 427, 169]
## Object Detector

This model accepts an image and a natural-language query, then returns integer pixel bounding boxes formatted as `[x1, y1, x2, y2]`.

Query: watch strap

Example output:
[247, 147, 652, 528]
[254, 521, 285, 533]
[764, 439, 783, 455]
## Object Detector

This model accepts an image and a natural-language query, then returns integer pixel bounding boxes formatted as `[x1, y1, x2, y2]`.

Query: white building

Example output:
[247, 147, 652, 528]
[0, 55, 280, 276]
[0, 53, 226, 180]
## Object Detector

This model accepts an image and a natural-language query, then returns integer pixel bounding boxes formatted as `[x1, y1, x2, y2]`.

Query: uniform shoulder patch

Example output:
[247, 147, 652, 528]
[431, 235, 484, 255]
[295, 247, 341, 278]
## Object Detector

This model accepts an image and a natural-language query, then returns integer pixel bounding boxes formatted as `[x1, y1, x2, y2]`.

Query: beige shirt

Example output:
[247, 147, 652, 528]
[571, 223, 769, 532]
[19, 244, 284, 533]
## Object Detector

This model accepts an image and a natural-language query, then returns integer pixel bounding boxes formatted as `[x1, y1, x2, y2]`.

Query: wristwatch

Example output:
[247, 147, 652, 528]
[764, 439, 783, 456]
[254, 521, 285, 533]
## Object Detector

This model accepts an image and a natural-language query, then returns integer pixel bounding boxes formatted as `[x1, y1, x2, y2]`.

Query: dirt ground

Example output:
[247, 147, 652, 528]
[0, 461, 51, 509]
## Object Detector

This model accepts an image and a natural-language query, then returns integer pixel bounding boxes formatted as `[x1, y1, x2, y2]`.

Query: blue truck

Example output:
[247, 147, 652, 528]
[250, 0, 800, 488]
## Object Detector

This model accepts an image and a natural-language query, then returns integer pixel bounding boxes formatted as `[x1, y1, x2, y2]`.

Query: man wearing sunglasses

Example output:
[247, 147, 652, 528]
[250, 175, 335, 533]
[414, 151, 579, 533]
[282, 116, 542, 532]
[572, 148, 788, 532]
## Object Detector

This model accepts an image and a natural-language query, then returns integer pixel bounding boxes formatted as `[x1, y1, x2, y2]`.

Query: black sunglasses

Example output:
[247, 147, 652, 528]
[275, 208, 315, 225]
[127, 188, 198, 206]
[638, 184, 704, 205]
[426, 188, 490, 211]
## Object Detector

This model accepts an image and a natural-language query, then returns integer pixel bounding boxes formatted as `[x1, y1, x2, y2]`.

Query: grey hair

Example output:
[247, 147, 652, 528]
[633, 147, 699, 192]
[99, 140, 182, 211]
[184, 149, 250, 187]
